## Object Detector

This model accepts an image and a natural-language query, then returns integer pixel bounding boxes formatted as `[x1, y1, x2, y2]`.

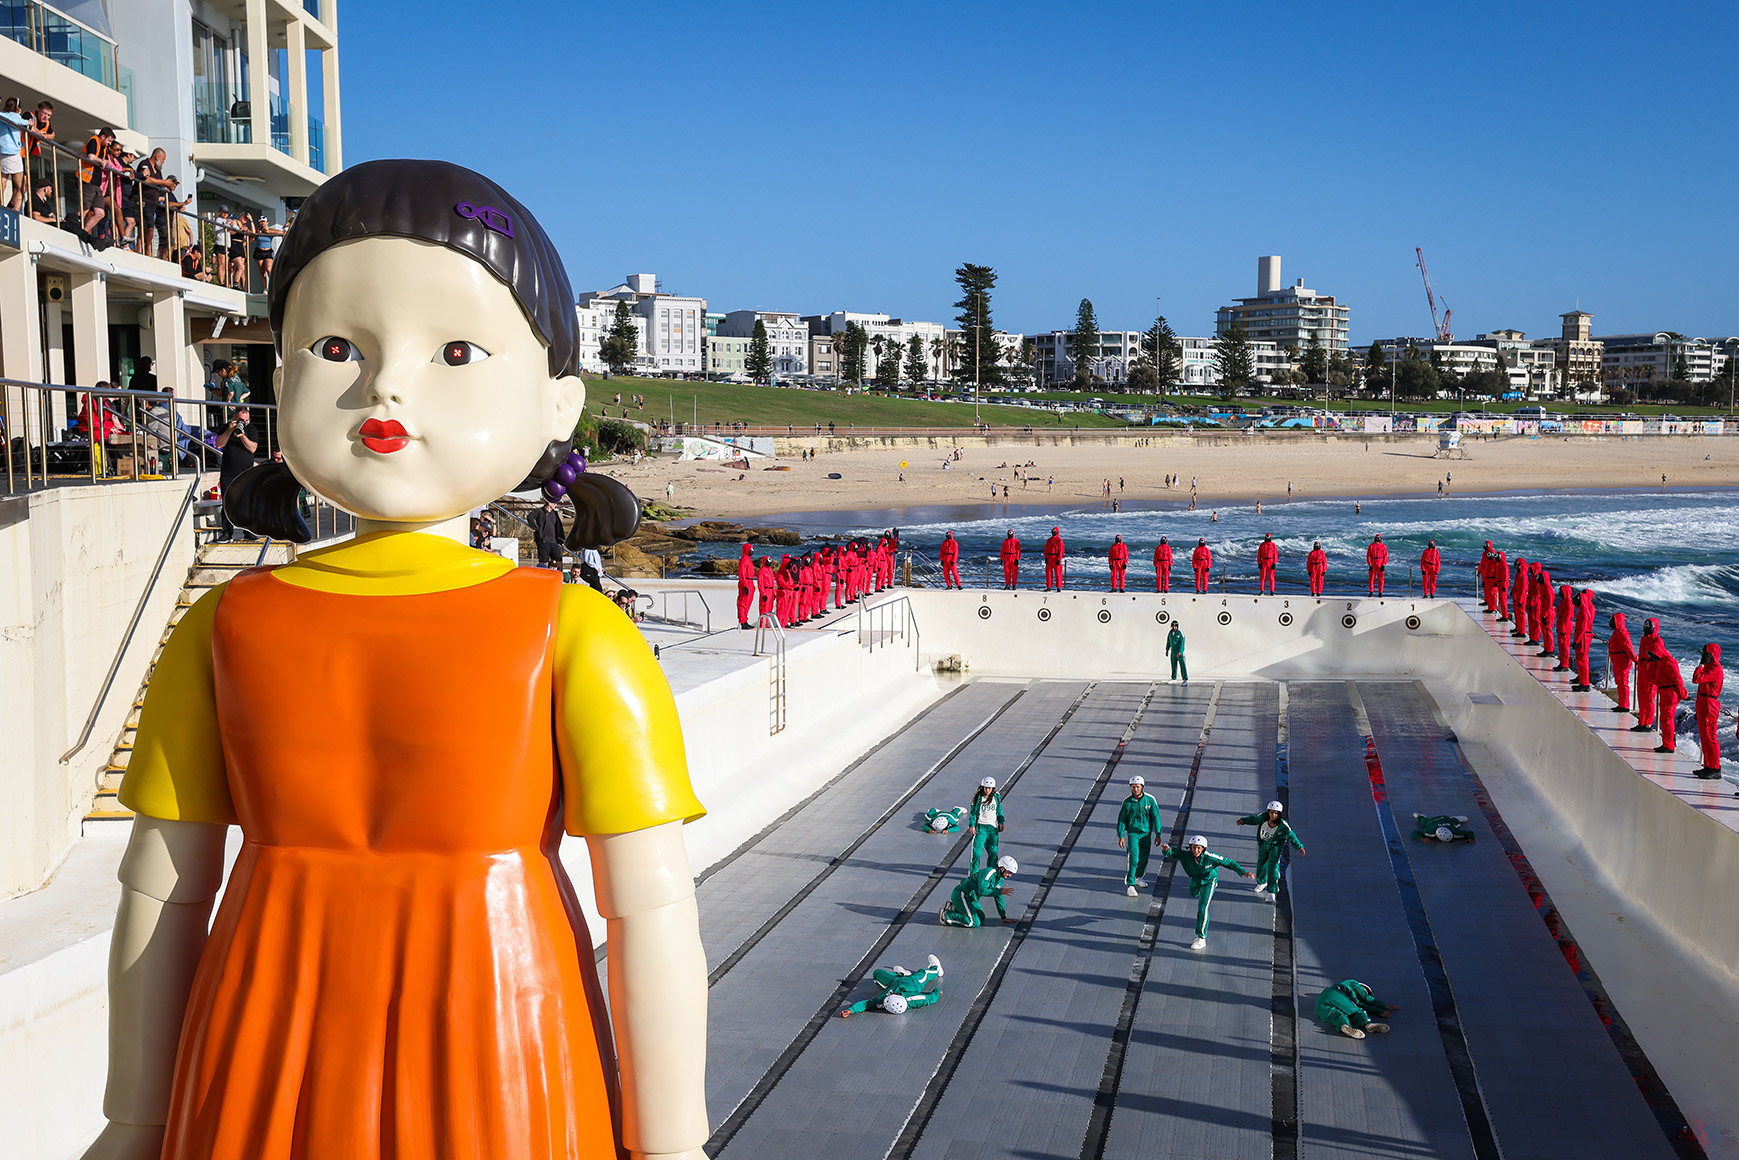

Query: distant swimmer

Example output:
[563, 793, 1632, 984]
[1692, 645, 1724, 778]
[1420, 539, 1441, 598]
[1000, 529, 1022, 589]
[1116, 776, 1162, 896]
[1236, 801, 1306, 899]
[1307, 540, 1327, 597]
[838, 955, 944, 1018]
[1315, 979, 1399, 1041]
[1355, 501, 1361, 515]
[1154, 537, 1174, 593]
[1157, 836, 1252, 950]
[1166, 622, 1188, 682]
[1109, 535, 1130, 592]
[1607, 613, 1638, 715]
[1210, 511, 1219, 523]
[1256, 499, 1263, 515]
[1257, 533, 1278, 594]
[1191, 539, 1213, 593]
[939, 856, 1017, 927]
[1365, 534, 1388, 597]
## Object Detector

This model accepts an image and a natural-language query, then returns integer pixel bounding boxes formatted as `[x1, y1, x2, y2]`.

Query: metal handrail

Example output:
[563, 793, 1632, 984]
[58, 472, 200, 763]
[755, 612, 787, 734]
[858, 594, 921, 670]
[642, 588, 712, 633]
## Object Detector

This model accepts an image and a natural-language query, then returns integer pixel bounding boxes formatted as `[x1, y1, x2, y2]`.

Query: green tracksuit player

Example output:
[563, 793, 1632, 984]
[1235, 800, 1306, 899]
[925, 806, 967, 833]
[939, 856, 1018, 927]
[1159, 836, 1252, 949]
[1165, 623, 1188, 681]
[838, 955, 944, 1017]
[1411, 813, 1475, 843]
[1116, 775, 1162, 896]
[1314, 978, 1399, 1040]
[968, 777, 1004, 870]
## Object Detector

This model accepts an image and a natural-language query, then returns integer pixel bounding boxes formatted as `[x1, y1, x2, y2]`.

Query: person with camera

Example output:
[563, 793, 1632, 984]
[214, 408, 259, 541]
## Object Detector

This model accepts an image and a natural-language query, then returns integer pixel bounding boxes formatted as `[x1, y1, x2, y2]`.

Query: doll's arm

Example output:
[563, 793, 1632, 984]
[83, 815, 227, 1160]
[589, 821, 709, 1160]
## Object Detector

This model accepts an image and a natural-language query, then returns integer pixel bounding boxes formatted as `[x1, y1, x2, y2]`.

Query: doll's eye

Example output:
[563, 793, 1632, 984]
[312, 336, 360, 362]
[438, 341, 490, 366]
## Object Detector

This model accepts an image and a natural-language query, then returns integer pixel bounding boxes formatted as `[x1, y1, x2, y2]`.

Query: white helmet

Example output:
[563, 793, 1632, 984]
[980, 777, 997, 789]
[1434, 825, 1455, 843]
[1266, 801, 1283, 813]
[1129, 775, 1145, 786]
[996, 855, 1018, 875]
[881, 993, 909, 1014]
[1187, 835, 1208, 849]
[930, 815, 951, 832]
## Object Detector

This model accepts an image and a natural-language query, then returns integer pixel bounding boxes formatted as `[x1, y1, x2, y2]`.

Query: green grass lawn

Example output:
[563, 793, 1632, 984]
[586, 376, 1130, 429]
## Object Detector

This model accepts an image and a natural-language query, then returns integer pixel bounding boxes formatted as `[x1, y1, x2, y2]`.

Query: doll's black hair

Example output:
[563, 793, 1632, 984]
[228, 159, 638, 548]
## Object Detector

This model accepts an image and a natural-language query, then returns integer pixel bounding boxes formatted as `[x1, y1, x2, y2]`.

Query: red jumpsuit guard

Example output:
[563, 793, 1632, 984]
[1493, 550, 1509, 619]
[1691, 644, 1724, 776]
[1043, 527, 1066, 591]
[1633, 619, 1664, 730]
[776, 556, 797, 626]
[1109, 536, 1129, 592]
[756, 558, 777, 625]
[939, 532, 961, 589]
[1420, 540, 1441, 599]
[1000, 531, 1022, 589]
[1192, 539, 1213, 593]
[1257, 535, 1278, 594]
[1572, 589, 1595, 690]
[1306, 542, 1327, 597]
[1153, 538, 1174, 593]
[1365, 535, 1388, 596]
[1554, 585, 1575, 673]
[1607, 613, 1637, 714]
[1480, 542, 1500, 610]
[735, 543, 756, 628]
[1510, 558, 1530, 638]
[1535, 566, 1555, 655]
[1651, 639, 1688, 753]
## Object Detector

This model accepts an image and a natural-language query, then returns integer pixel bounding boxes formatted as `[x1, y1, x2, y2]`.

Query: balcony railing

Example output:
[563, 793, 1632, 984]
[269, 91, 291, 157]
[308, 115, 324, 173]
[192, 78, 251, 144]
[0, 0, 119, 89]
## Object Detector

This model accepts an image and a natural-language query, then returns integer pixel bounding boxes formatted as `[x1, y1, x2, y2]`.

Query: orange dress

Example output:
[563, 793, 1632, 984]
[154, 566, 633, 1158]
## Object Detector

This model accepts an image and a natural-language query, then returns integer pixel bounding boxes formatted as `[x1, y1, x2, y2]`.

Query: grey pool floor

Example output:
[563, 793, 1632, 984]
[691, 678, 1696, 1160]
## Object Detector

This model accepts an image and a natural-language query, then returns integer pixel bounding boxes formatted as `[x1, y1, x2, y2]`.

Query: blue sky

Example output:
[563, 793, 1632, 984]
[343, 1, 1737, 344]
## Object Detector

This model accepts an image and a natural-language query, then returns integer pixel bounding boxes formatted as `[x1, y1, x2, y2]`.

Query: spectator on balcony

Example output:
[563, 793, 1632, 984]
[211, 207, 231, 286]
[253, 212, 282, 285]
[0, 97, 33, 212]
[116, 147, 140, 249]
[137, 148, 175, 259]
[225, 209, 249, 289]
[80, 127, 115, 237]
[180, 241, 208, 283]
[26, 100, 53, 204]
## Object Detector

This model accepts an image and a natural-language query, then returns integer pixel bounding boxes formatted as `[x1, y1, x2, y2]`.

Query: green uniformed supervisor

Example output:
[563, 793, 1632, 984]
[1116, 775, 1162, 896]
[1165, 622, 1187, 681]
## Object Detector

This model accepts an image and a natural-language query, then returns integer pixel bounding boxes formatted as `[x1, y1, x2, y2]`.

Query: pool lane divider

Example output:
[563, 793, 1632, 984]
[1344, 682, 1503, 1160]
[1420, 686, 1709, 1160]
[1270, 682, 1300, 1160]
[1077, 682, 1222, 1160]
[705, 680, 1103, 1155]
[704, 680, 1038, 987]
[888, 683, 1163, 1160]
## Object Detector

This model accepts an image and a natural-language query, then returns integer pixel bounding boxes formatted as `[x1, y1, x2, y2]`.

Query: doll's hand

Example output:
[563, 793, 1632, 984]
[80, 1122, 165, 1160]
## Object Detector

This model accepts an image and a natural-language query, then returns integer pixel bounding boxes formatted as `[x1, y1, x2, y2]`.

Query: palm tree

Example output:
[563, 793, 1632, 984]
[870, 334, 886, 385]
[930, 336, 947, 384]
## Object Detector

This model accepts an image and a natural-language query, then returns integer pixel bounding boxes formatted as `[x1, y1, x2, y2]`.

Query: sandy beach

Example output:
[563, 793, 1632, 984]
[602, 434, 1739, 521]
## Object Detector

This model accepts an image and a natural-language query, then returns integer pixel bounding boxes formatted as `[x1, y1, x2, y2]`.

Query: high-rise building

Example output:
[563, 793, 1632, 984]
[1215, 256, 1350, 355]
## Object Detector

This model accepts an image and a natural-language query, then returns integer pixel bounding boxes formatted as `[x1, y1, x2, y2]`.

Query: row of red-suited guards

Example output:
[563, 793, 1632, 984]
[1477, 541, 1727, 780]
[936, 528, 1436, 598]
[736, 534, 902, 630]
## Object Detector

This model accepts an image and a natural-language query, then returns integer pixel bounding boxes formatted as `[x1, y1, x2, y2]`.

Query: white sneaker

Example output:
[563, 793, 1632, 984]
[1339, 1025, 1366, 1040]
[1366, 1022, 1390, 1034]
[1126, 885, 1138, 897]
[1266, 891, 1278, 903]
[1253, 883, 1267, 895]
[927, 953, 943, 977]
[1190, 937, 1207, 950]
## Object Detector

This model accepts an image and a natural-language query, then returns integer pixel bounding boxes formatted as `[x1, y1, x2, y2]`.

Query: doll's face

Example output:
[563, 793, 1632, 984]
[276, 237, 583, 523]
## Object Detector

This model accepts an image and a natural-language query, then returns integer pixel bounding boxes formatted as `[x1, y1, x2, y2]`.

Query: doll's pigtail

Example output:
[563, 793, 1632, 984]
[224, 462, 313, 543]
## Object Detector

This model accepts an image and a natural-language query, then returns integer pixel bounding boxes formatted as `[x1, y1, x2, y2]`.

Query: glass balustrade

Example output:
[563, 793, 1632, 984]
[1, 1, 120, 89]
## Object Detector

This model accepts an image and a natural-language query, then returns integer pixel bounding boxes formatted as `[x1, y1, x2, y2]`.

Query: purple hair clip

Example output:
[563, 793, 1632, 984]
[454, 201, 514, 239]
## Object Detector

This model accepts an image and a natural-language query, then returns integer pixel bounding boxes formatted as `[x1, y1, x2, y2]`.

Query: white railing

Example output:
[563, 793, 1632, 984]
[754, 612, 787, 735]
[858, 595, 921, 670]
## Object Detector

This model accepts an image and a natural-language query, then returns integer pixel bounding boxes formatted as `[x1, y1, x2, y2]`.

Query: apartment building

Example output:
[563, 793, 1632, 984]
[1176, 335, 1288, 388]
[1546, 311, 1604, 389]
[1, 0, 343, 446]
[1216, 255, 1351, 355]
[705, 334, 751, 379]
[1032, 330, 1146, 385]
[1467, 330, 1562, 395]
[576, 273, 706, 376]
[1596, 332, 1738, 385]
[716, 310, 808, 376]
[802, 311, 948, 381]
[809, 332, 836, 379]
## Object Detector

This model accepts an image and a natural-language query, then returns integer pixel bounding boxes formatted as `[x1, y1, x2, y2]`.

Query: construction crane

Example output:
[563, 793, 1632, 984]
[1415, 247, 1452, 342]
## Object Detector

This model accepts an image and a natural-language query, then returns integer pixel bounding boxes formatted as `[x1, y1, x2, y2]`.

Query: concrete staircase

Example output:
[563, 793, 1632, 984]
[83, 540, 296, 835]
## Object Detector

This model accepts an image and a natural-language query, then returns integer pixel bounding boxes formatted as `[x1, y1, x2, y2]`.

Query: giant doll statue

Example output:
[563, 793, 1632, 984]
[85, 160, 709, 1160]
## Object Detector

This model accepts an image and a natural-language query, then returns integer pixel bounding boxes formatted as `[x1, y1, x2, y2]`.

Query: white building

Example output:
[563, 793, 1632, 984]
[1177, 336, 1288, 389]
[803, 311, 949, 381]
[1596, 333, 1739, 385]
[576, 273, 705, 376]
[1216, 256, 1351, 355]
[716, 310, 808, 377]
[1467, 331, 1562, 396]
[1032, 330, 1146, 385]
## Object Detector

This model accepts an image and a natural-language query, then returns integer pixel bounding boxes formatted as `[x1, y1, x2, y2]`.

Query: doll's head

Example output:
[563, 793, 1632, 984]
[229, 159, 637, 546]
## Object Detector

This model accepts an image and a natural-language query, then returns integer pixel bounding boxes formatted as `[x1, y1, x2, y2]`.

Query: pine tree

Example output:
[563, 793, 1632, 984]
[953, 263, 1003, 385]
[1364, 340, 1387, 386]
[875, 341, 902, 389]
[1069, 298, 1098, 387]
[600, 301, 639, 375]
[1215, 323, 1255, 397]
[746, 319, 773, 381]
[1140, 315, 1180, 391]
[1301, 333, 1328, 385]
[903, 334, 927, 386]
[841, 322, 868, 384]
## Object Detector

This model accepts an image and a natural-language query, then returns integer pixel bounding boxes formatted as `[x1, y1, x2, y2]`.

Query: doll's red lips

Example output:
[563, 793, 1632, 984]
[358, 418, 412, 453]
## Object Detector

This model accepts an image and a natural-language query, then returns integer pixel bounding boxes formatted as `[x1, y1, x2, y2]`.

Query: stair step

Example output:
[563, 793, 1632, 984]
[82, 811, 136, 836]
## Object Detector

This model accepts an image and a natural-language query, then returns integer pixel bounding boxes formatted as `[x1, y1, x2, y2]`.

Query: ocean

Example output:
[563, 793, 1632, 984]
[689, 489, 1739, 702]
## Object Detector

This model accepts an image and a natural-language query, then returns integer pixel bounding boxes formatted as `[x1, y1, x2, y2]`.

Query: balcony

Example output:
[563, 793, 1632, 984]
[0, 0, 118, 88]
[193, 78, 251, 145]
[191, 89, 325, 197]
